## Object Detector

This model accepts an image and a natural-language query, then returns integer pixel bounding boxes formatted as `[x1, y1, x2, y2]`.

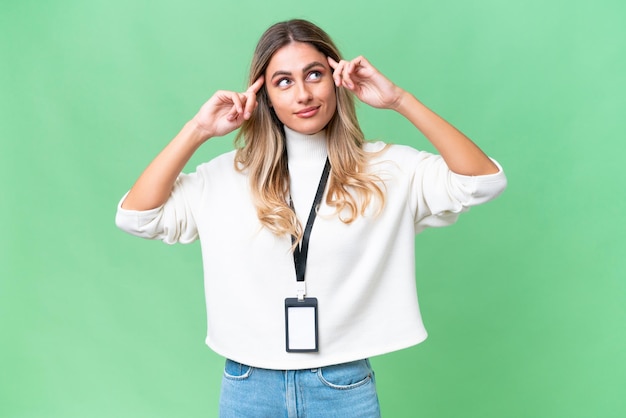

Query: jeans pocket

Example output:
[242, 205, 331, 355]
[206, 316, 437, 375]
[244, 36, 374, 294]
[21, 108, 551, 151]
[317, 359, 373, 390]
[223, 359, 253, 381]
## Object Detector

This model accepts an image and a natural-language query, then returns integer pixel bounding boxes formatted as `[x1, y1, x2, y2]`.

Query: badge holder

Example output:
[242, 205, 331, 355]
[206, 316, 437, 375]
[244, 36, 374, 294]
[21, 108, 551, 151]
[284, 158, 329, 354]
[285, 297, 319, 353]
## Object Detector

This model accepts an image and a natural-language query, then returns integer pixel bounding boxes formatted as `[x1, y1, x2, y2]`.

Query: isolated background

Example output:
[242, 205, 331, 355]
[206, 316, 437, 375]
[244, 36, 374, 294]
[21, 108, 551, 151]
[1, 0, 625, 417]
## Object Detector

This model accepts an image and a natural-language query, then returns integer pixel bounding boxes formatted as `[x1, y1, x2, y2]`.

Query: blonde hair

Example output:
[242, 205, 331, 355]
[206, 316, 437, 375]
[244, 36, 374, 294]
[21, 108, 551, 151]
[234, 19, 385, 243]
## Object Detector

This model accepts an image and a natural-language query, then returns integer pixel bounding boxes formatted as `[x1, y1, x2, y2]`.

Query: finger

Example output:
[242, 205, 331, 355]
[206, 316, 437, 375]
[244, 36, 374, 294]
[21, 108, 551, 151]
[344, 56, 369, 89]
[343, 61, 358, 89]
[247, 75, 265, 94]
[241, 76, 264, 119]
[355, 56, 373, 69]
[227, 106, 239, 121]
[235, 93, 246, 114]
[331, 59, 346, 87]
[327, 56, 339, 69]
[242, 92, 257, 120]
[347, 58, 362, 75]
[227, 93, 244, 121]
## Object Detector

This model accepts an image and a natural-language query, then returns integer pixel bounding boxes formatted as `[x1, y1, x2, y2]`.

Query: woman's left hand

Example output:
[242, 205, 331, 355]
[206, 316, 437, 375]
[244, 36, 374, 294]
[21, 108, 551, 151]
[328, 56, 404, 110]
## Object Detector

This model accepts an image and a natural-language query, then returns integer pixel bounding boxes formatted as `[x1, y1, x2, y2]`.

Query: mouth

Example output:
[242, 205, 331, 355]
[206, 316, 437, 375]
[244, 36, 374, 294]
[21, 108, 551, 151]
[295, 106, 321, 118]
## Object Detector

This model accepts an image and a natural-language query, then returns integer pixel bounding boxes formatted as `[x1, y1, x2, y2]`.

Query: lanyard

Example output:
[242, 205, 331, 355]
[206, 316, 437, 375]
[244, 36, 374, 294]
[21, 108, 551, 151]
[291, 157, 331, 300]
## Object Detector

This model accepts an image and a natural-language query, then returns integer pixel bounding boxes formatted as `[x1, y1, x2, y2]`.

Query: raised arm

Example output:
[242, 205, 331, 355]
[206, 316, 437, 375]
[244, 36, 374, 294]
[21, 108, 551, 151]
[328, 56, 499, 176]
[120, 77, 264, 211]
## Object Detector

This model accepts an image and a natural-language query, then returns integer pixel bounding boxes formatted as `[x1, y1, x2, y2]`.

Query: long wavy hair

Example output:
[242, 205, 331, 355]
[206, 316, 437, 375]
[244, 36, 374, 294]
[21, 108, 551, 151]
[234, 19, 385, 244]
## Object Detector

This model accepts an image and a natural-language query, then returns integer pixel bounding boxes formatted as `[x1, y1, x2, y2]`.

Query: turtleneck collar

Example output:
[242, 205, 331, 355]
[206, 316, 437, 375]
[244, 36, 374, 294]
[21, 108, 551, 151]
[284, 125, 328, 164]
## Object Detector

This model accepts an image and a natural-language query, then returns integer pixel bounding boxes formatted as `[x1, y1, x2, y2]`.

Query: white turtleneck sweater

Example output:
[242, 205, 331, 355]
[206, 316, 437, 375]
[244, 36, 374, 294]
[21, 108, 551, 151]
[115, 126, 507, 370]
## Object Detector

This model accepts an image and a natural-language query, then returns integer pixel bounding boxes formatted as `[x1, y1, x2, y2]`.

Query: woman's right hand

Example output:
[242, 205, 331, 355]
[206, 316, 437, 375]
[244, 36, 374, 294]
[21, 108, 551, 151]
[191, 76, 265, 140]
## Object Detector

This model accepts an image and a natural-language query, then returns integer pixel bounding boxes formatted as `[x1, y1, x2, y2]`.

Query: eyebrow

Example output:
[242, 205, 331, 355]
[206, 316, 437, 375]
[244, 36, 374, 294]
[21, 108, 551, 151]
[270, 61, 326, 80]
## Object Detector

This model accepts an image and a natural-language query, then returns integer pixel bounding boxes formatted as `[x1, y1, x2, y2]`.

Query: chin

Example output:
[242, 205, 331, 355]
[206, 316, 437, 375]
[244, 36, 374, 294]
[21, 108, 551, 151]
[286, 120, 330, 136]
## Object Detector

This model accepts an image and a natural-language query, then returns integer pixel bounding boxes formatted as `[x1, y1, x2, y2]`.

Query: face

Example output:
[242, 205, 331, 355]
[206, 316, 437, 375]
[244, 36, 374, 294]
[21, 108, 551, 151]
[264, 42, 337, 135]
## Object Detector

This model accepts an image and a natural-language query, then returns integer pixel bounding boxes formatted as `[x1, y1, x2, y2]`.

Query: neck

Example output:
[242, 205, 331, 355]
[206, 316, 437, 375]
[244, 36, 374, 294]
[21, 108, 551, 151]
[284, 126, 327, 164]
[284, 126, 328, 222]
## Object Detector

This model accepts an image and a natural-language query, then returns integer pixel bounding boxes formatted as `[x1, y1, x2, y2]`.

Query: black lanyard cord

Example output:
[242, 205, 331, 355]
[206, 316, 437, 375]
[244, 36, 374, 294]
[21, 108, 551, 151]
[291, 157, 331, 283]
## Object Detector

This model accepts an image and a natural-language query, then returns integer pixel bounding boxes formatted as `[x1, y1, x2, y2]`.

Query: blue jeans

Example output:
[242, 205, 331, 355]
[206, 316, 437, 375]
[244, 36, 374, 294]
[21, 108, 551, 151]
[219, 358, 381, 417]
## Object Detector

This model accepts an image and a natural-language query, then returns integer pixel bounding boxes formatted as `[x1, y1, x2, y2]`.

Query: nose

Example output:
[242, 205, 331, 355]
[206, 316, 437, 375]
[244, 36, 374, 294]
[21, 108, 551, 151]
[295, 82, 313, 103]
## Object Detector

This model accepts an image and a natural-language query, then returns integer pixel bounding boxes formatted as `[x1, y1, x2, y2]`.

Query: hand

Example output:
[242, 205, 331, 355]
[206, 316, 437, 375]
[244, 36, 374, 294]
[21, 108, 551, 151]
[328, 56, 404, 110]
[191, 76, 265, 139]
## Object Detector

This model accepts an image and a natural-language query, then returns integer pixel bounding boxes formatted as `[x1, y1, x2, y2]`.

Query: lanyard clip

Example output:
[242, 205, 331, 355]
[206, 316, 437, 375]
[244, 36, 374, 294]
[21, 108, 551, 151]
[296, 281, 307, 301]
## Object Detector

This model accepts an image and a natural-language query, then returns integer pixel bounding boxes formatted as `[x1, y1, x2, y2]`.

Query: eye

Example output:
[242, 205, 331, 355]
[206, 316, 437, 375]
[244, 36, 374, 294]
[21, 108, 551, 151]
[277, 78, 292, 88]
[307, 70, 322, 81]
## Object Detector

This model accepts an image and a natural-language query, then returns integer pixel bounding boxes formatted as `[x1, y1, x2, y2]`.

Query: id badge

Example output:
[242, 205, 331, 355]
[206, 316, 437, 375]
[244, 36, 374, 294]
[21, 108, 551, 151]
[284, 297, 319, 353]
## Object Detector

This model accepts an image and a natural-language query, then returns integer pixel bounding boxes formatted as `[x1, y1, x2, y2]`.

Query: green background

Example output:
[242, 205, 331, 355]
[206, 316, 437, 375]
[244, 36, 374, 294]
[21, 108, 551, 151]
[2, 0, 624, 417]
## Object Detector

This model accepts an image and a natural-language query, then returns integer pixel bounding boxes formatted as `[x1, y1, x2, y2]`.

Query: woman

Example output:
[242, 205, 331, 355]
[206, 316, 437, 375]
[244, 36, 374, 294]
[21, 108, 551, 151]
[116, 19, 506, 417]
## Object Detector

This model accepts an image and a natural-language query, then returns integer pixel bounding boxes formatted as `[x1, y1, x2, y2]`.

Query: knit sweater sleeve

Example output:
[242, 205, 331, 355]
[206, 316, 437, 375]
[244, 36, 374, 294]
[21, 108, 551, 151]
[372, 143, 507, 233]
[114, 169, 206, 245]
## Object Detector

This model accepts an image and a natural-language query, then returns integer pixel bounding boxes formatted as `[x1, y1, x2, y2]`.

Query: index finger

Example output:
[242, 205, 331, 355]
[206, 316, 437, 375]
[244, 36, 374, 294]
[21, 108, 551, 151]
[247, 75, 265, 94]
[327, 56, 339, 69]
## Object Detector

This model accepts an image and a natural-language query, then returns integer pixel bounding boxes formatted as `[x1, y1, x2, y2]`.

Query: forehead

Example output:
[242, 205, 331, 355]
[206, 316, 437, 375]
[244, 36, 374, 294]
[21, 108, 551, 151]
[266, 42, 327, 73]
